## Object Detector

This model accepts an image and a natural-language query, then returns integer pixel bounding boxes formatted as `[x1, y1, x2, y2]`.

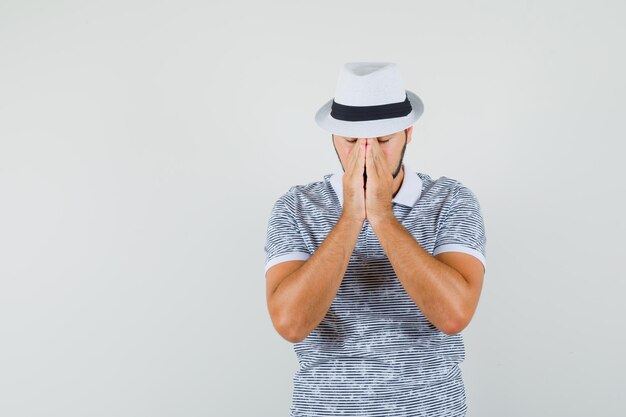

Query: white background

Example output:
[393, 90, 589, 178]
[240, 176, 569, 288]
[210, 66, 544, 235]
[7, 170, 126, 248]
[1, 1, 624, 416]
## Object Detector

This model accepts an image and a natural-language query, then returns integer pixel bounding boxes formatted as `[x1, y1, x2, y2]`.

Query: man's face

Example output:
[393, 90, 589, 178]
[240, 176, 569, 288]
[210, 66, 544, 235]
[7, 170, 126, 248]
[332, 126, 413, 179]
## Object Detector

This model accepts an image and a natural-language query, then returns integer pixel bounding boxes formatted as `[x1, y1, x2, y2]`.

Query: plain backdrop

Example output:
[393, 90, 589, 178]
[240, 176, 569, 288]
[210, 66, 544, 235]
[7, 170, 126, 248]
[1, 1, 625, 416]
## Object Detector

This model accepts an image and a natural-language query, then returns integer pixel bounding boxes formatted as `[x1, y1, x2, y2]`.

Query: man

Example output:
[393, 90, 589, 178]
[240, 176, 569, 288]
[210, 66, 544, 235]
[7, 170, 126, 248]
[264, 62, 487, 417]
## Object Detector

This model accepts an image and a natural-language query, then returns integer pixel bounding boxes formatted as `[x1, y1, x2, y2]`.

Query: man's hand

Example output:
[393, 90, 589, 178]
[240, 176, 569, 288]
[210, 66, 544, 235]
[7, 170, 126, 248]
[365, 137, 394, 223]
[341, 138, 366, 224]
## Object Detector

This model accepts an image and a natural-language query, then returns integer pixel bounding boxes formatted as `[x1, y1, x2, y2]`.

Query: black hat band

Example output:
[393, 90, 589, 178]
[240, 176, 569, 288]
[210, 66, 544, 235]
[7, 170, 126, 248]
[330, 93, 413, 122]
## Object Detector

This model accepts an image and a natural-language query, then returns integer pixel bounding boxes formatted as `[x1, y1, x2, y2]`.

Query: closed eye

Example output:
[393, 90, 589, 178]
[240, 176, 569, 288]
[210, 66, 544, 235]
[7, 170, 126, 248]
[346, 139, 391, 143]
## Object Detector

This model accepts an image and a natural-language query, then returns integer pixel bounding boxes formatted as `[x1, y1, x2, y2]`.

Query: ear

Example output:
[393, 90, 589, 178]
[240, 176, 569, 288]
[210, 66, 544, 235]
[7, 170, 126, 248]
[406, 126, 413, 144]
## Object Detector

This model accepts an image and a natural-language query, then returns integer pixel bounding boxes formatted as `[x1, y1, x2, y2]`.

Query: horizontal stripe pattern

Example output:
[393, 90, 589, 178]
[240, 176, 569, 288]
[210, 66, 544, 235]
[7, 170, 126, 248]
[264, 166, 486, 416]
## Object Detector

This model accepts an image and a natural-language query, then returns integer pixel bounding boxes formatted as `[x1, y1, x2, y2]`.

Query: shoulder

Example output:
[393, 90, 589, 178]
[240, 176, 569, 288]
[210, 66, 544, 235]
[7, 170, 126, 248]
[271, 175, 332, 208]
[416, 172, 461, 199]
[288, 177, 328, 197]
[416, 172, 482, 210]
[428, 172, 479, 194]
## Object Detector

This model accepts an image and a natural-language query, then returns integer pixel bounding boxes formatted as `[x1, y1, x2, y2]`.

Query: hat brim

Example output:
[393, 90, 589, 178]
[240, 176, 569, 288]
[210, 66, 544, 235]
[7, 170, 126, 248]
[314, 90, 424, 138]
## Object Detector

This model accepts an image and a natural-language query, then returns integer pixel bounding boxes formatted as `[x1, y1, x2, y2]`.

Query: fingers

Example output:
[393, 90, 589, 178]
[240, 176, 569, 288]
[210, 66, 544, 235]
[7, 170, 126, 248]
[345, 140, 356, 174]
[343, 138, 366, 197]
[366, 138, 380, 176]
[357, 138, 365, 172]
[349, 138, 365, 177]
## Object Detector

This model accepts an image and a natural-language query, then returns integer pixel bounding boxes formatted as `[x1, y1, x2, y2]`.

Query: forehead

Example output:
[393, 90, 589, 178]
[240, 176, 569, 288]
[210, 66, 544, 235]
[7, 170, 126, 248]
[334, 131, 398, 140]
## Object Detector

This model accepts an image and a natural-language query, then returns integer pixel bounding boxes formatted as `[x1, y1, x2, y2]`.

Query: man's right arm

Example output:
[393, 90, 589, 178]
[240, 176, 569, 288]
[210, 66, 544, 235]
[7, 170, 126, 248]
[266, 214, 363, 343]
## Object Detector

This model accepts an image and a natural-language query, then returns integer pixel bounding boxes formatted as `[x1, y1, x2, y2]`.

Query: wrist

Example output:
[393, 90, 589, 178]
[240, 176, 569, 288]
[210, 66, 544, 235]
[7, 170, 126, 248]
[339, 213, 365, 228]
[368, 211, 396, 228]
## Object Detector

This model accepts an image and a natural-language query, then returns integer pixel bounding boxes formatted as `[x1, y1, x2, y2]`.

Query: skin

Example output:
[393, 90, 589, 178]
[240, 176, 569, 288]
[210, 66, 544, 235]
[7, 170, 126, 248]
[331, 127, 412, 223]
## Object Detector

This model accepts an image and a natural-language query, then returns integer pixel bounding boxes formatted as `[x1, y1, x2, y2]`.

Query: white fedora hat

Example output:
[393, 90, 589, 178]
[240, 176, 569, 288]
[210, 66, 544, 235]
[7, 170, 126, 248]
[315, 62, 424, 138]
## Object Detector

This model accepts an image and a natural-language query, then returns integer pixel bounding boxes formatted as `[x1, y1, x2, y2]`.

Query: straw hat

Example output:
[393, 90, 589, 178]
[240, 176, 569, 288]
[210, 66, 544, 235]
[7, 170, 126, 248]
[315, 62, 424, 138]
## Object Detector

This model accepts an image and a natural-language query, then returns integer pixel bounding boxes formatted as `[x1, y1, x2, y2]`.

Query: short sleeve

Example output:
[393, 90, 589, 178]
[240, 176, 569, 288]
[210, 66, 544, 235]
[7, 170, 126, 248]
[433, 184, 487, 273]
[264, 191, 311, 275]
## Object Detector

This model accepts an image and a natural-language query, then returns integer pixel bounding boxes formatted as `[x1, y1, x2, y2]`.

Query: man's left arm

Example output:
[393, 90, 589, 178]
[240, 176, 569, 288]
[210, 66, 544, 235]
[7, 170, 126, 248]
[364, 137, 485, 335]
[369, 215, 484, 335]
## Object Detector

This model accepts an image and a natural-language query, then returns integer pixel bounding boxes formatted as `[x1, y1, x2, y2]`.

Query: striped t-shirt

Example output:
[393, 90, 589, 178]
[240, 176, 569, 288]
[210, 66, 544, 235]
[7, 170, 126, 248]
[264, 162, 487, 417]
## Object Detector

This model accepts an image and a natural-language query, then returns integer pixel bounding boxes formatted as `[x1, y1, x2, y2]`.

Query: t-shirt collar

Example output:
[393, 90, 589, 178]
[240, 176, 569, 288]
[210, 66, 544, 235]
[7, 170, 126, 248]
[328, 162, 423, 208]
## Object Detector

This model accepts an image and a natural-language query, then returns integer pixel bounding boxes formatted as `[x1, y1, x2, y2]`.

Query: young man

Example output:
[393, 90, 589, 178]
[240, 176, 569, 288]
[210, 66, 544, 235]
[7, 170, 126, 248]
[264, 62, 487, 417]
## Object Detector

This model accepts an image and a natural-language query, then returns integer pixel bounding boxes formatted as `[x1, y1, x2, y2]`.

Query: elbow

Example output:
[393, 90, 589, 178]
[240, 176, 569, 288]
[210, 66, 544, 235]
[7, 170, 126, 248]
[274, 314, 306, 343]
[281, 324, 306, 344]
[285, 331, 305, 344]
[268, 297, 307, 343]
[442, 310, 471, 336]
[443, 320, 465, 336]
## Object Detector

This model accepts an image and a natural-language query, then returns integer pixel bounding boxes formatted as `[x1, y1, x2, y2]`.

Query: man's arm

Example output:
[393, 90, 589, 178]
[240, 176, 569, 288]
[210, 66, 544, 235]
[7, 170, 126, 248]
[267, 215, 363, 343]
[369, 214, 484, 335]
